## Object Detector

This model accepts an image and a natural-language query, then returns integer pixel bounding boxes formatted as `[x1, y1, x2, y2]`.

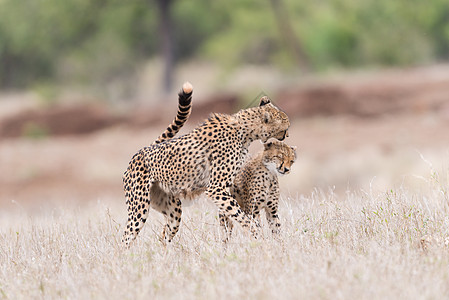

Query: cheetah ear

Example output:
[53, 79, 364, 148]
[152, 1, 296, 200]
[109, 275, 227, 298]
[263, 111, 271, 123]
[292, 146, 298, 159]
[264, 142, 273, 149]
[259, 96, 271, 106]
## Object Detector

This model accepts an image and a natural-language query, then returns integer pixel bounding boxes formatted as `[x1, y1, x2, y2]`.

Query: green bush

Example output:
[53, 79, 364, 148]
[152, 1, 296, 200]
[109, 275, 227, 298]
[0, 0, 448, 89]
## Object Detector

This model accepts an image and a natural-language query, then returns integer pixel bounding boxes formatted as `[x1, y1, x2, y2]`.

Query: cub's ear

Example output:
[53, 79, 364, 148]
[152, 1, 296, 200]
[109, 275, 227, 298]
[291, 146, 298, 160]
[259, 96, 271, 106]
[264, 142, 273, 149]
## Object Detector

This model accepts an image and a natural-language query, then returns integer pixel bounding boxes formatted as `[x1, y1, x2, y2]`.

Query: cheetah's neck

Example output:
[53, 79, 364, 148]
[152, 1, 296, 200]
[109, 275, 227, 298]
[234, 109, 263, 147]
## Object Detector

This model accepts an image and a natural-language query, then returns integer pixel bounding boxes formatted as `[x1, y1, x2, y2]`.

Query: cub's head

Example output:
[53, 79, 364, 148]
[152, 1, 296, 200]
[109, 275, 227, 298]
[262, 140, 297, 176]
[258, 96, 290, 143]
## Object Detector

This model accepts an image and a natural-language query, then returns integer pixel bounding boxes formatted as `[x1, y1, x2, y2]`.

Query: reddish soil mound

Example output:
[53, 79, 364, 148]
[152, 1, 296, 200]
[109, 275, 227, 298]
[2, 65, 449, 140]
[0, 94, 239, 139]
[188, 93, 239, 122]
[0, 104, 122, 138]
[277, 68, 449, 118]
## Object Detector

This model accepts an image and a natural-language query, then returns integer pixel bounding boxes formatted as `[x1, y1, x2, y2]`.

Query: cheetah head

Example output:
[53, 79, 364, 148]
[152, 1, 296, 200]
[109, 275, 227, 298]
[263, 141, 297, 176]
[258, 96, 290, 143]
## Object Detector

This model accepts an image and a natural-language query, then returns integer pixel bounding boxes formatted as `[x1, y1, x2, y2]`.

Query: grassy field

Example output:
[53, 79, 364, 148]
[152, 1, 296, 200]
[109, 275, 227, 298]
[1, 172, 449, 299]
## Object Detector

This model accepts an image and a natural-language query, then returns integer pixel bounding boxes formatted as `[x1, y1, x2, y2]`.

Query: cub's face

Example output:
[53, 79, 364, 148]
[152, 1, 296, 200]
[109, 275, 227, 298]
[258, 97, 290, 143]
[262, 141, 297, 176]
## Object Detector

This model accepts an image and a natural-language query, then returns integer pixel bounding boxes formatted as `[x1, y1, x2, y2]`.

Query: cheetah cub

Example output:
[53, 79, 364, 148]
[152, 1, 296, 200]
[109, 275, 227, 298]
[220, 140, 297, 237]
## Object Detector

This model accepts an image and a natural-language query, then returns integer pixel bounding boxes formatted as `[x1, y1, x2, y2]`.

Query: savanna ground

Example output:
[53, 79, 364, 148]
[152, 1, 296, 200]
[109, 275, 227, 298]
[1, 65, 449, 299]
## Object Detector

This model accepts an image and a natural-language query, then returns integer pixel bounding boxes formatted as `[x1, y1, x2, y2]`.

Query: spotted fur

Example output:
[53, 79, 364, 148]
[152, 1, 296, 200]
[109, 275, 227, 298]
[122, 85, 290, 247]
[220, 140, 297, 237]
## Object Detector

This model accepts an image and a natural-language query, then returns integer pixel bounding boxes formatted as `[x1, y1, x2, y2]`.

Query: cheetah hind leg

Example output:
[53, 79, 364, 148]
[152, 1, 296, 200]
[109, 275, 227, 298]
[121, 171, 151, 248]
[160, 195, 183, 243]
[146, 183, 183, 244]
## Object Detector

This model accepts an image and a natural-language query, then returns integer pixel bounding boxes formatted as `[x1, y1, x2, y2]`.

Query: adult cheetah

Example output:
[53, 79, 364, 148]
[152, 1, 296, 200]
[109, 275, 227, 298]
[122, 83, 290, 247]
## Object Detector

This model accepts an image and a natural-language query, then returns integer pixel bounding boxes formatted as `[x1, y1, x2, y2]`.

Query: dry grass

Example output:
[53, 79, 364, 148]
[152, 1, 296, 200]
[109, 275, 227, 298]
[1, 169, 449, 300]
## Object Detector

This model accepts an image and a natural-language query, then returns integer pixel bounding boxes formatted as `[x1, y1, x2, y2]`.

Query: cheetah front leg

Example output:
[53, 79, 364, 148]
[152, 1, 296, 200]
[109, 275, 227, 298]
[265, 208, 281, 235]
[160, 195, 183, 243]
[219, 213, 234, 241]
[207, 185, 259, 238]
[265, 184, 281, 235]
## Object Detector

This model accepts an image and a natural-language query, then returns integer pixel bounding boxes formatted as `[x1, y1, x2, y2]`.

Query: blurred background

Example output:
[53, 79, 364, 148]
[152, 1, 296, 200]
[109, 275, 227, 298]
[1, 0, 449, 210]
